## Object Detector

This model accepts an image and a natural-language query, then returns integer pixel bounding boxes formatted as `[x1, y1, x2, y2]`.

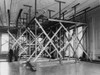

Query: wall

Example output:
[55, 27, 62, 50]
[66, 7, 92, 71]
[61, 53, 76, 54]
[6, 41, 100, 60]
[87, 6, 100, 60]
[71, 5, 100, 60]
[0, 33, 1, 54]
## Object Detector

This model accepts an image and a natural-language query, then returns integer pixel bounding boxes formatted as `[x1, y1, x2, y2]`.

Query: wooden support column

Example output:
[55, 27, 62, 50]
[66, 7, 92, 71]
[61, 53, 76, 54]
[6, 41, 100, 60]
[35, 23, 37, 57]
[82, 7, 90, 59]
[7, 9, 10, 50]
[62, 29, 65, 59]
[59, 27, 62, 64]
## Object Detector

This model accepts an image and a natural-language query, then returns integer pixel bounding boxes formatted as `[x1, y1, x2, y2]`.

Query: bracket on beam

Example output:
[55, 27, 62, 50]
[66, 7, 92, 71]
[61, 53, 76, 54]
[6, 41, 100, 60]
[72, 3, 80, 21]
[16, 9, 23, 28]
[61, 10, 67, 20]
[55, 0, 66, 19]
[69, 7, 90, 22]
[48, 9, 55, 18]
[83, 7, 90, 23]
[23, 4, 32, 21]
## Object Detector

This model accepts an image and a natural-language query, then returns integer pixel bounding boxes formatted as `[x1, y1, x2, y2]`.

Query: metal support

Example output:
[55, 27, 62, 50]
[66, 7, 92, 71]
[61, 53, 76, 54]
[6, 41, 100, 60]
[35, 0, 37, 17]
[24, 13, 28, 25]
[35, 23, 37, 57]
[72, 3, 80, 21]
[83, 7, 90, 23]
[55, 0, 65, 19]
[23, 5, 32, 22]
[61, 10, 67, 20]
[48, 9, 55, 18]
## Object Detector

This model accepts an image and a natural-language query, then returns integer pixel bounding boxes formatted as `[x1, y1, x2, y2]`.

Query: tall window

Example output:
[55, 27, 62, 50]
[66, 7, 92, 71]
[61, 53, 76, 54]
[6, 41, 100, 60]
[65, 27, 83, 57]
[1, 34, 9, 53]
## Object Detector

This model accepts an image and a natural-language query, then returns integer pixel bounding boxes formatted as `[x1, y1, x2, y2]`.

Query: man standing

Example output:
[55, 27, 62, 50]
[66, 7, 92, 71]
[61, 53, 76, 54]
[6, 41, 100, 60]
[8, 48, 13, 62]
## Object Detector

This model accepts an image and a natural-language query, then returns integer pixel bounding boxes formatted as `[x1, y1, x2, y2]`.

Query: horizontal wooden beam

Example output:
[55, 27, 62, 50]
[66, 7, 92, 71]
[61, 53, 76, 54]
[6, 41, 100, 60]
[55, 0, 66, 4]
[49, 18, 85, 25]
[23, 4, 32, 7]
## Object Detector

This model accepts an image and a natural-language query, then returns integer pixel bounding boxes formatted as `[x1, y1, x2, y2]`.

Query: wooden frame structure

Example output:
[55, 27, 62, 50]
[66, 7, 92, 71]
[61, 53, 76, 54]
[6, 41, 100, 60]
[8, 17, 91, 64]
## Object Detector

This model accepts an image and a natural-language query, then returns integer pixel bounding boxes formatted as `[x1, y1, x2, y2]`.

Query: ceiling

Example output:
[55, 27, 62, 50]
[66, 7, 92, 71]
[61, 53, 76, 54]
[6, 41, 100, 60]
[0, 0, 100, 26]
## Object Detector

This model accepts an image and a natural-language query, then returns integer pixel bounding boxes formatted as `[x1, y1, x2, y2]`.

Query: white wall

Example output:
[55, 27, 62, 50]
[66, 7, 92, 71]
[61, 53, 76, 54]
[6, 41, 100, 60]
[87, 6, 100, 60]
[0, 33, 9, 54]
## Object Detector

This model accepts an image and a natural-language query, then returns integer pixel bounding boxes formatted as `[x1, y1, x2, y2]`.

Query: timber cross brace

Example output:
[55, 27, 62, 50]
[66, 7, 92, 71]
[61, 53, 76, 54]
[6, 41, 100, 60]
[8, 18, 91, 64]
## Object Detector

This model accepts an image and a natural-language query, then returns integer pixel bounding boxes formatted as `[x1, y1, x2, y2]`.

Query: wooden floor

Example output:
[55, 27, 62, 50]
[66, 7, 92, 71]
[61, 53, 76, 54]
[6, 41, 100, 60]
[0, 61, 100, 75]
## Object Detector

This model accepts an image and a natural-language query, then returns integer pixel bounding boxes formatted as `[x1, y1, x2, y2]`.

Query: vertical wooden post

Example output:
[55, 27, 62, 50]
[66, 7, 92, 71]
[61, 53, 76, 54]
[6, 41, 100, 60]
[48, 9, 55, 18]
[55, 0, 65, 19]
[7, 9, 10, 50]
[72, 3, 80, 21]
